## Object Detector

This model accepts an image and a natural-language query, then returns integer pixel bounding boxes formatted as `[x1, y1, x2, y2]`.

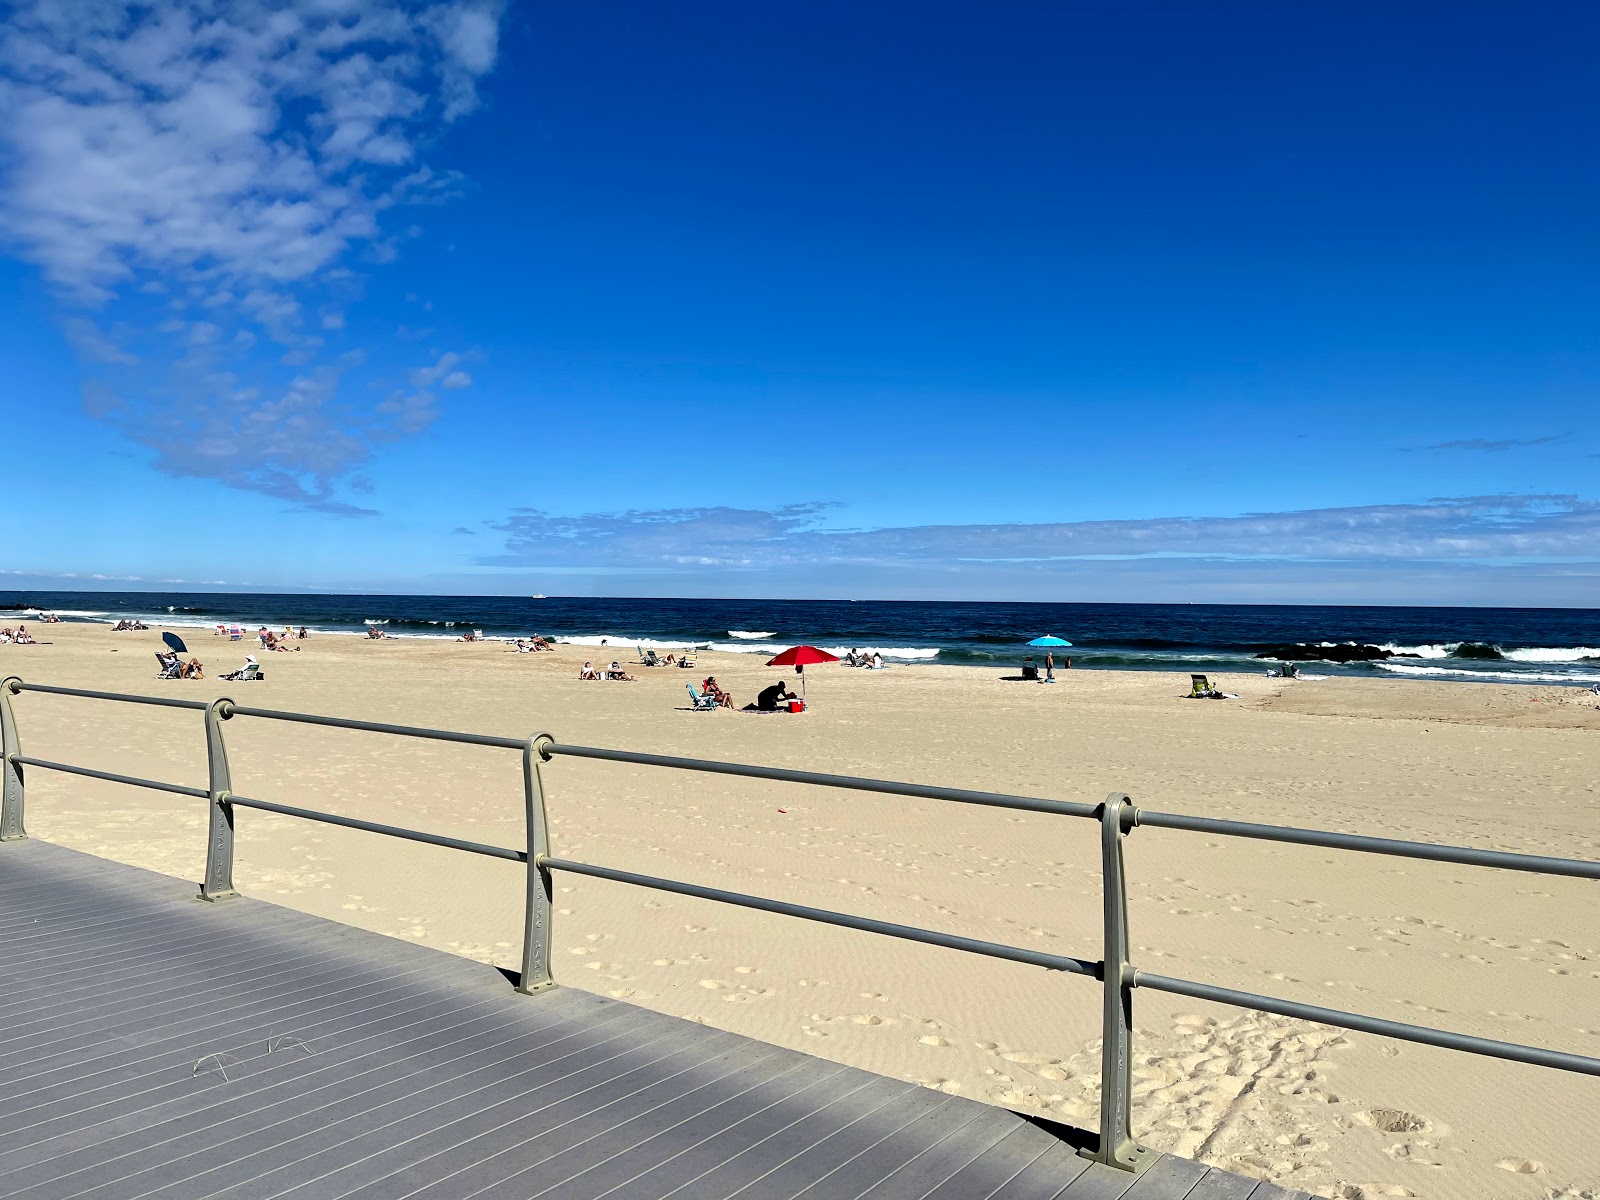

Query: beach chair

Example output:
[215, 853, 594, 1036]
[638, 647, 661, 667]
[686, 683, 719, 711]
[1189, 674, 1216, 698]
[221, 661, 264, 682]
[154, 652, 182, 680]
[678, 647, 697, 668]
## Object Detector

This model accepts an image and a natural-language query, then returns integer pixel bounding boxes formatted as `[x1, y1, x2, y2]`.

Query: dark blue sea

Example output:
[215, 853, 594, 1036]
[3, 592, 1597, 686]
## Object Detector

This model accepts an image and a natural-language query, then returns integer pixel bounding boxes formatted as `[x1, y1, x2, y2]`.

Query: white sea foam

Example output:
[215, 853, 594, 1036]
[727, 630, 775, 639]
[1377, 642, 1456, 659]
[1501, 646, 1600, 663]
[556, 634, 707, 650]
[1375, 661, 1600, 684]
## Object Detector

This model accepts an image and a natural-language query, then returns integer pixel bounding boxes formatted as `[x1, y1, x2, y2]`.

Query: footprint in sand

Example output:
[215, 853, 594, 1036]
[1494, 1158, 1544, 1173]
[851, 1014, 896, 1026]
[1357, 1108, 1430, 1134]
[698, 979, 728, 990]
[918, 1035, 950, 1046]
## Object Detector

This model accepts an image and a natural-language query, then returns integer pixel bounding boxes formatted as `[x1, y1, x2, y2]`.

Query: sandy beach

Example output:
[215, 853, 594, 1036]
[2, 622, 1596, 1199]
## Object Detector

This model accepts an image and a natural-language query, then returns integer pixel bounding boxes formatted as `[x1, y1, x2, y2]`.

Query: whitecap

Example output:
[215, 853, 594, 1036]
[1375, 662, 1599, 684]
[1500, 646, 1600, 663]
[728, 630, 775, 639]
[556, 634, 707, 650]
[1377, 643, 1457, 659]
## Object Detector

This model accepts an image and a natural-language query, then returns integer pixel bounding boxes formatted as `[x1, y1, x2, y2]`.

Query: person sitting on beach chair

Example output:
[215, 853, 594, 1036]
[701, 677, 734, 708]
[606, 660, 636, 681]
[579, 661, 599, 679]
[366, 626, 387, 639]
[13, 625, 35, 644]
[221, 656, 263, 681]
[638, 647, 661, 667]
[686, 683, 721, 710]
[155, 651, 183, 680]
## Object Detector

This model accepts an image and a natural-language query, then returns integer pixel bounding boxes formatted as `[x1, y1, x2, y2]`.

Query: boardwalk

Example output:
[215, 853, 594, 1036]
[0, 840, 1316, 1200]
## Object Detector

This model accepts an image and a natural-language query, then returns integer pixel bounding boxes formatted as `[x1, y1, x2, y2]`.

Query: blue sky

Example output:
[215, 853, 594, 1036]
[1, 1, 1596, 603]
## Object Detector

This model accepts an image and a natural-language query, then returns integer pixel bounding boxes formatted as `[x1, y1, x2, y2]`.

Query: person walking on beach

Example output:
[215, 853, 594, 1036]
[1045, 651, 1055, 682]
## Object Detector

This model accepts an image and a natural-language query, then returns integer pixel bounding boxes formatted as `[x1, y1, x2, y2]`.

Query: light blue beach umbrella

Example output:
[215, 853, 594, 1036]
[1025, 635, 1072, 682]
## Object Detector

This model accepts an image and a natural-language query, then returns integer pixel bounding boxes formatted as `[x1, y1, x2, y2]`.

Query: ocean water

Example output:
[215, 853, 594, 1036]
[2, 592, 1597, 686]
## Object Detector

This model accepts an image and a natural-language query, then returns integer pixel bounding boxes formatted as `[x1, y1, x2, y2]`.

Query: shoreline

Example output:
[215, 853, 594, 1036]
[9, 611, 1600, 689]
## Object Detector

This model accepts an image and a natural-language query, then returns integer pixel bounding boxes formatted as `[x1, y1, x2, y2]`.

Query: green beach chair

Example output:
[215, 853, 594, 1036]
[1189, 674, 1216, 698]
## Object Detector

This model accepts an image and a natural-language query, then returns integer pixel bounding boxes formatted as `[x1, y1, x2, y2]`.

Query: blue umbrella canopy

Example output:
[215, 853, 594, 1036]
[162, 631, 188, 654]
[1026, 635, 1073, 647]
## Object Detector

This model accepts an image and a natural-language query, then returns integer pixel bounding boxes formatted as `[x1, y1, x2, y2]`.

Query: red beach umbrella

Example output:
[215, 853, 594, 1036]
[764, 645, 840, 700]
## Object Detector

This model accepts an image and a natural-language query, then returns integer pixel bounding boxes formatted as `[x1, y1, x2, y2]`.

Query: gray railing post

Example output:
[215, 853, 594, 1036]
[517, 733, 557, 993]
[200, 698, 238, 901]
[1, 677, 24, 842]
[1083, 792, 1155, 1173]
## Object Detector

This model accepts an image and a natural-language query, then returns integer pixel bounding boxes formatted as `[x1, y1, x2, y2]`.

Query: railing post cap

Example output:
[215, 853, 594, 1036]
[529, 733, 555, 761]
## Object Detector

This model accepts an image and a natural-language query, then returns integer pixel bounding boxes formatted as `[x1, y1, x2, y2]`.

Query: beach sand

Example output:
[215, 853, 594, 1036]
[2, 622, 1596, 1199]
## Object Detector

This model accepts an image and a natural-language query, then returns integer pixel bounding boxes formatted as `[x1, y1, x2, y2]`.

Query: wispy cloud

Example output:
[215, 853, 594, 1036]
[0, 0, 503, 512]
[1408, 435, 1569, 452]
[482, 495, 1600, 571]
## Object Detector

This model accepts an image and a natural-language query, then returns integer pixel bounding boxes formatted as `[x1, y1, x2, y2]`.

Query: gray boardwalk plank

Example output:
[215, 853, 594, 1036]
[718, 1087, 953, 1199]
[0, 838, 1294, 1200]
[1118, 1156, 1211, 1198]
[982, 1140, 1093, 1199]
[1185, 1167, 1265, 1199]
[30, 1005, 662, 1200]
[574, 1062, 868, 1199]
[645, 1076, 919, 1198]
[412, 1042, 804, 1199]
[140, 1009, 699, 1200]
[246, 1030, 774, 1200]
[843, 1102, 1024, 1199]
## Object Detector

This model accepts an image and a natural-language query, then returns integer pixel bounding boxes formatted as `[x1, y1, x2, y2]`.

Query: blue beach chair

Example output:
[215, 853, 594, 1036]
[686, 684, 719, 711]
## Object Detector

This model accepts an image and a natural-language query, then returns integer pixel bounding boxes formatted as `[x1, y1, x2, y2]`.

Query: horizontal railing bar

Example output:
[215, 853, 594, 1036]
[1136, 972, 1600, 1077]
[1136, 810, 1600, 880]
[9, 756, 210, 799]
[226, 794, 526, 862]
[543, 744, 1099, 819]
[10, 683, 209, 712]
[222, 705, 527, 750]
[541, 856, 1098, 977]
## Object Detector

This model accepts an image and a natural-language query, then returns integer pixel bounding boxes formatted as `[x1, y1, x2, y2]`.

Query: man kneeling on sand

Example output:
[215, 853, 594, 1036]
[747, 681, 799, 712]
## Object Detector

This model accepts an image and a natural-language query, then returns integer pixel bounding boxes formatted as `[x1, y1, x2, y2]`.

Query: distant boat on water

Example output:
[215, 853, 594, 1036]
[530, 594, 546, 599]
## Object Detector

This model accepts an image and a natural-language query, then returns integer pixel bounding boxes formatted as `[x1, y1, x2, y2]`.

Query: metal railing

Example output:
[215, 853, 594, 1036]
[1, 674, 1596, 1175]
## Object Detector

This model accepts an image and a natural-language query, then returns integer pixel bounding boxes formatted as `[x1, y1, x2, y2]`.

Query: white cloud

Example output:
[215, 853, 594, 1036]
[441, 369, 472, 389]
[484, 495, 1600, 571]
[0, 0, 504, 513]
[0, 0, 503, 300]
